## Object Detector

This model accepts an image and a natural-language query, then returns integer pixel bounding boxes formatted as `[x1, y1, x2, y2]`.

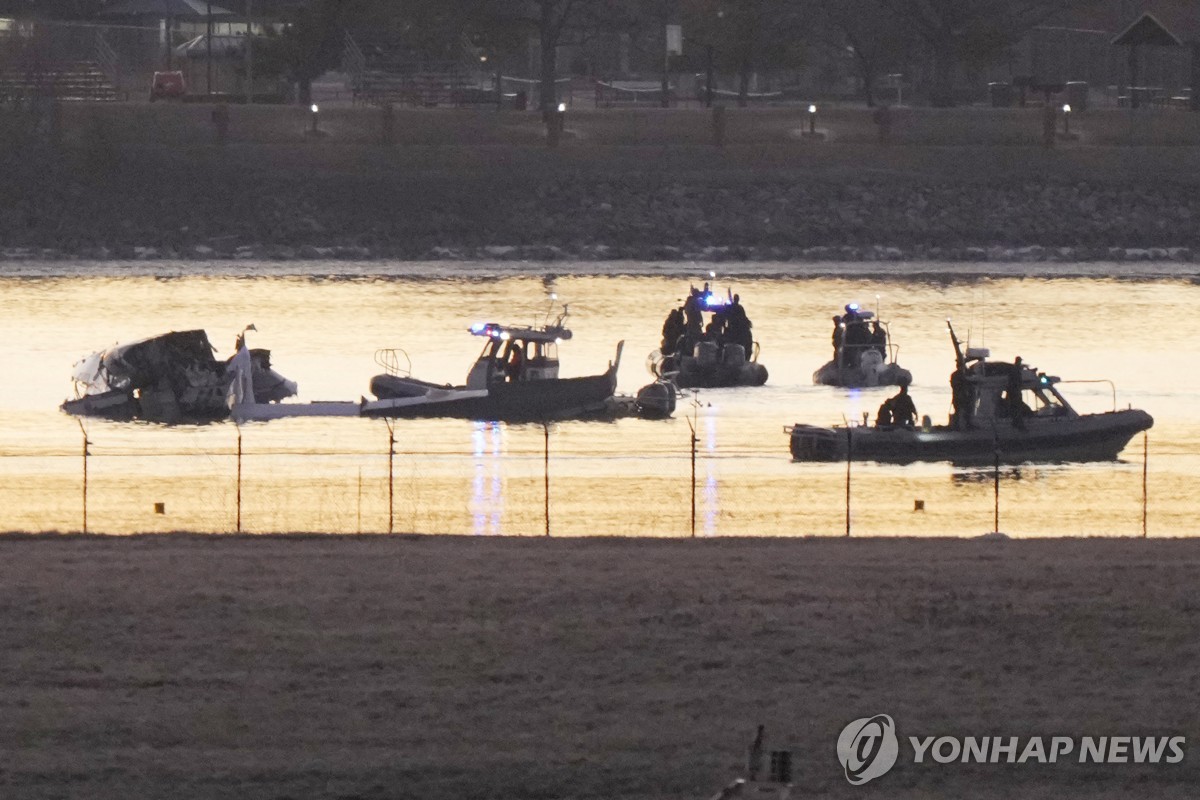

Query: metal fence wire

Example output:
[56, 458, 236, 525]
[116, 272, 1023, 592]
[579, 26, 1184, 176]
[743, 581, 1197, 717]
[0, 425, 1165, 538]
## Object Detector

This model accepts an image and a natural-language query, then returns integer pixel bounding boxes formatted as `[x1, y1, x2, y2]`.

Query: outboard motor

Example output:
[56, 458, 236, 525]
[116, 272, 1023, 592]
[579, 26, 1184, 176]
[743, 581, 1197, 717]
[722, 344, 746, 366]
[635, 380, 677, 419]
[860, 349, 884, 387]
[694, 341, 719, 367]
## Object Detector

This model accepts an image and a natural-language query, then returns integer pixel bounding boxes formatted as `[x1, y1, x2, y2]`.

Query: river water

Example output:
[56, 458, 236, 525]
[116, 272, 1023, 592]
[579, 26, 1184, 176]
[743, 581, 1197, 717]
[1, 261, 1196, 537]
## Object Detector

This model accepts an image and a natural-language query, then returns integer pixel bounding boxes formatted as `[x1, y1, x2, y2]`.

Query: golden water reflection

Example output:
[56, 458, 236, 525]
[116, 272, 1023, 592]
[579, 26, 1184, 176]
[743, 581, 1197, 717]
[0, 269, 1193, 537]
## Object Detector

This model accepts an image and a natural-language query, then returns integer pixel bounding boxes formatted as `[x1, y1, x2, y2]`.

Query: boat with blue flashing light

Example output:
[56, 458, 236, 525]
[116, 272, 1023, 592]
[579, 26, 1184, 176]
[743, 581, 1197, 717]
[362, 307, 674, 421]
[813, 302, 912, 388]
[787, 322, 1153, 465]
[648, 283, 768, 388]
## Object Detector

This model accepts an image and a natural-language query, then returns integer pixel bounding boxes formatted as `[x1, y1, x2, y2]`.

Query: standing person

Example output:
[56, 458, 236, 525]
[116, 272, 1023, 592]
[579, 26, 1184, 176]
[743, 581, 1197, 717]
[683, 290, 703, 352]
[886, 380, 918, 427]
[726, 294, 753, 354]
[950, 367, 972, 430]
[660, 307, 685, 355]
[506, 343, 524, 381]
[869, 321, 887, 357]
[1006, 356, 1030, 429]
[844, 317, 871, 368]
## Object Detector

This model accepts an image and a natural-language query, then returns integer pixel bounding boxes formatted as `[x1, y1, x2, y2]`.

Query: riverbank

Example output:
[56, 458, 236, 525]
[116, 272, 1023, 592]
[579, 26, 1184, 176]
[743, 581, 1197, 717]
[3, 105, 1200, 263]
[2, 534, 1197, 799]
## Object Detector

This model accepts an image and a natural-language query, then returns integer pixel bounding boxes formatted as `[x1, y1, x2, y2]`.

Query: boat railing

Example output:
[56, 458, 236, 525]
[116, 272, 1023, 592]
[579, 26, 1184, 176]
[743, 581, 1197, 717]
[1056, 379, 1117, 412]
[374, 348, 412, 377]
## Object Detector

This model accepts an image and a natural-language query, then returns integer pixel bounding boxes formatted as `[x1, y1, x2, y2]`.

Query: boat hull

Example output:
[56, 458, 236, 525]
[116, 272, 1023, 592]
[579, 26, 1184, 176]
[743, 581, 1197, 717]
[789, 409, 1154, 465]
[361, 372, 618, 422]
[813, 360, 912, 389]
[652, 350, 768, 388]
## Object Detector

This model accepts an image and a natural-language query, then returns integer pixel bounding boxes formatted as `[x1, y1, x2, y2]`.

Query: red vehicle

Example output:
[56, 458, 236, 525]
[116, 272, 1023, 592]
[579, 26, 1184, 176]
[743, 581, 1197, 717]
[149, 71, 186, 101]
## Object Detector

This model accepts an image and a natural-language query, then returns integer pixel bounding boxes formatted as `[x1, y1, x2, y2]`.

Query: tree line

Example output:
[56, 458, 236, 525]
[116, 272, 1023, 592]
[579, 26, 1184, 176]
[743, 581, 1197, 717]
[4, 0, 1105, 107]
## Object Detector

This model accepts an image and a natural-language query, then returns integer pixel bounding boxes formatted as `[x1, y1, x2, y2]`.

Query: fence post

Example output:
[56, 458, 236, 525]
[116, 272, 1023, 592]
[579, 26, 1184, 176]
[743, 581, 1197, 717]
[79, 422, 89, 534]
[687, 399, 698, 538]
[386, 419, 395, 533]
[844, 426, 852, 537]
[1142, 432, 1148, 538]
[993, 441, 1001, 533]
[235, 426, 243, 533]
[543, 421, 551, 537]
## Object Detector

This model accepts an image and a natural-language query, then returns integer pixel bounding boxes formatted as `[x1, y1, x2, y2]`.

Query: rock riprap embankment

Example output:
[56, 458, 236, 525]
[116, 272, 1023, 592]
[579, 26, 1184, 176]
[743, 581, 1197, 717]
[2, 172, 1198, 262]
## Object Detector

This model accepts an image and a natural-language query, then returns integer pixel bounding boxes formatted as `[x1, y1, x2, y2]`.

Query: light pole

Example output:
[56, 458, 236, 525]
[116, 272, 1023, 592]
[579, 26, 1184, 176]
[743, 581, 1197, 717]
[1062, 103, 1071, 136]
[808, 104, 817, 134]
[245, 0, 254, 105]
[206, 1, 214, 94]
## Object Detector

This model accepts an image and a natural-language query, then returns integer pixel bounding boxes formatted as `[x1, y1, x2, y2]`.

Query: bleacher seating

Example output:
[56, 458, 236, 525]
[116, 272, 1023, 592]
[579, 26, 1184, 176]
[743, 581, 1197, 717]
[343, 33, 491, 108]
[0, 60, 117, 101]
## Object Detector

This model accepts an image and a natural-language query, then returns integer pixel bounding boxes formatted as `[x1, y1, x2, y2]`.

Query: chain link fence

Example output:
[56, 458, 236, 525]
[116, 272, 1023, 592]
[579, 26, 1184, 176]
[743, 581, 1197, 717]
[0, 423, 1168, 538]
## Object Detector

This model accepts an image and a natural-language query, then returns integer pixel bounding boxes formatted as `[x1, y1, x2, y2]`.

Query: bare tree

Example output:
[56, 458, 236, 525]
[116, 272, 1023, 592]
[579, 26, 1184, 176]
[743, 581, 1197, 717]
[683, 0, 805, 107]
[879, 0, 1094, 106]
[810, 0, 916, 106]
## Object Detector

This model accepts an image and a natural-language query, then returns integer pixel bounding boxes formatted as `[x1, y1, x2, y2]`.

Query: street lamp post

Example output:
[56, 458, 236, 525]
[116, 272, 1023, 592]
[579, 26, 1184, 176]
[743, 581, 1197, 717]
[206, 1, 213, 94]
[245, 0, 254, 105]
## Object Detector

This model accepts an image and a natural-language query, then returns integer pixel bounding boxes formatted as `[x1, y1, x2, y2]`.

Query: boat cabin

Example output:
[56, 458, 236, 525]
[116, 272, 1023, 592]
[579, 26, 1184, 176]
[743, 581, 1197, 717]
[832, 306, 898, 369]
[952, 347, 1076, 429]
[465, 322, 571, 388]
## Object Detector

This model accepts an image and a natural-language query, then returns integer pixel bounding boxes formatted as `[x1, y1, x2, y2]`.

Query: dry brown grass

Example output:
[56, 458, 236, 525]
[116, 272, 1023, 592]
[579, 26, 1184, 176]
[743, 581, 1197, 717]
[12, 102, 1200, 183]
[1, 534, 1198, 799]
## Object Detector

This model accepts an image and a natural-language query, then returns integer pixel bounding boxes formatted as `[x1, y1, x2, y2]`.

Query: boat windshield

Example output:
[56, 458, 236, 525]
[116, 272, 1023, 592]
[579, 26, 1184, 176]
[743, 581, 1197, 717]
[968, 364, 1075, 422]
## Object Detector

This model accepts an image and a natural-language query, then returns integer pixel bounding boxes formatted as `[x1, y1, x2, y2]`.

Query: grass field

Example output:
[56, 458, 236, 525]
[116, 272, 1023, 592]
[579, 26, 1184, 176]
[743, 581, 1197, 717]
[2, 534, 1197, 799]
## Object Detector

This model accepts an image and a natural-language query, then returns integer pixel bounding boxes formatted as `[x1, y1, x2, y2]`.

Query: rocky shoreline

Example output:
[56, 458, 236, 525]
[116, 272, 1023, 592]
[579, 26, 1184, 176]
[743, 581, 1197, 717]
[4, 157, 1200, 263]
[4, 242, 1197, 263]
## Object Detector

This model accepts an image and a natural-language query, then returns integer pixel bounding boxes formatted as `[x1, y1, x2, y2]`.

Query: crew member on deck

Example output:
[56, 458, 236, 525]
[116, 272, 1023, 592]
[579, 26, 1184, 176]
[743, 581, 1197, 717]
[869, 321, 887, 357]
[843, 316, 871, 368]
[1006, 356, 1031, 429]
[506, 343, 524, 382]
[877, 380, 917, 427]
[661, 307, 685, 356]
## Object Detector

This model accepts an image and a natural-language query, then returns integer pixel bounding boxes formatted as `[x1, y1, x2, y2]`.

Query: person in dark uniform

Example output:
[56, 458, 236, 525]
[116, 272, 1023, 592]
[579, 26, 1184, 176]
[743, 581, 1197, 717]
[506, 343, 524, 381]
[869, 321, 887, 357]
[661, 307, 685, 356]
[879, 380, 917, 427]
[950, 367, 972, 430]
[843, 317, 871, 368]
[726, 294, 753, 354]
[684, 291, 703, 333]
[1006, 356, 1030, 429]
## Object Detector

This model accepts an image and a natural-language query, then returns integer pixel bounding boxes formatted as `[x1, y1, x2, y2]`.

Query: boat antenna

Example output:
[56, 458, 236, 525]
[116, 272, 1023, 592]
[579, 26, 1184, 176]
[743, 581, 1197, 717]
[947, 318, 966, 373]
[543, 293, 559, 327]
[978, 284, 986, 349]
[875, 293, 881, 320]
